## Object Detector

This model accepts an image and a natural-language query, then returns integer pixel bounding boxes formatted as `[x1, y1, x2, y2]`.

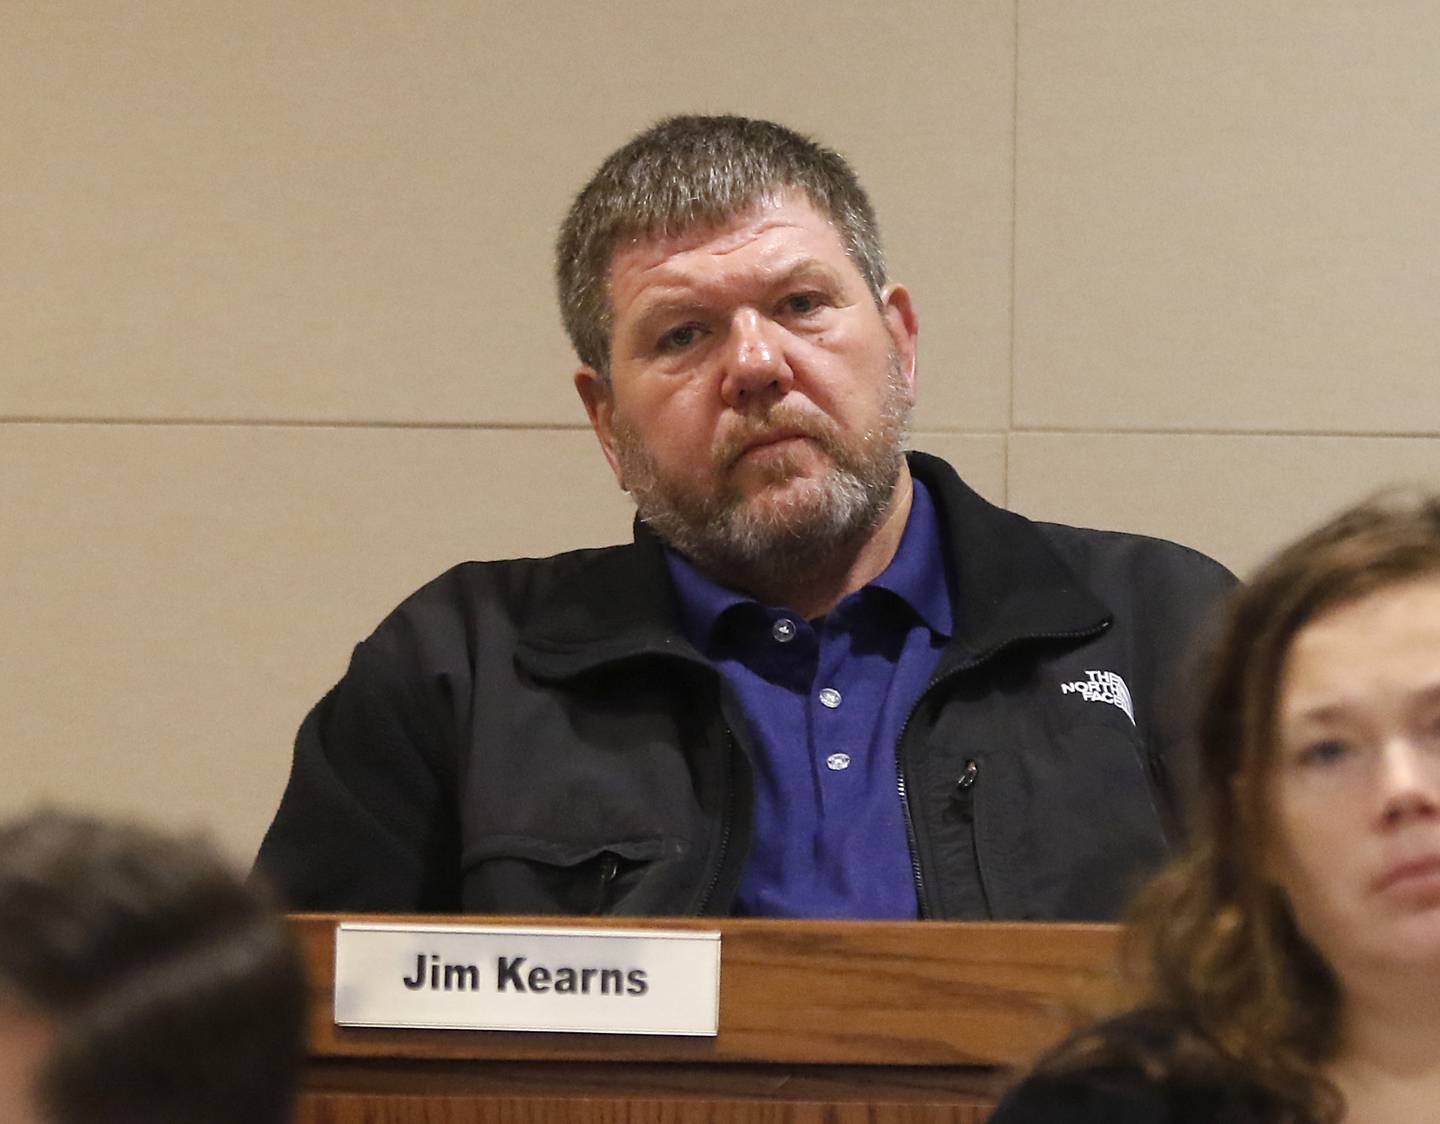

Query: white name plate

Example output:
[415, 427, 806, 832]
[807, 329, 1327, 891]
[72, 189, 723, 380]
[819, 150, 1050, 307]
[333, 922, 721, 1036]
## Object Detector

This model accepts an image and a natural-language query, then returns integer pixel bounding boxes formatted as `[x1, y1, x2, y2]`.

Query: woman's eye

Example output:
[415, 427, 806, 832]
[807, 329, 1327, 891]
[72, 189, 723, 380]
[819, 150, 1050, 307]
[1296, 739, 1350, 768]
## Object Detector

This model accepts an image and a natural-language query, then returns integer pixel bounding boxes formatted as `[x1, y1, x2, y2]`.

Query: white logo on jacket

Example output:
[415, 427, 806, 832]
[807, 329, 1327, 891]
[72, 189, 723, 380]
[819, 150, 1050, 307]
[1060, 670, 1135, 725]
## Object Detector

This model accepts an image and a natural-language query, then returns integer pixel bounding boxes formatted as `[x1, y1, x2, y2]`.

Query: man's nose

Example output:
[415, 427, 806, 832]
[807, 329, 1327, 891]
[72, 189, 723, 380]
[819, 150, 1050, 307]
[719, 308, 793, 409]
[1376, 738, 1440, 828]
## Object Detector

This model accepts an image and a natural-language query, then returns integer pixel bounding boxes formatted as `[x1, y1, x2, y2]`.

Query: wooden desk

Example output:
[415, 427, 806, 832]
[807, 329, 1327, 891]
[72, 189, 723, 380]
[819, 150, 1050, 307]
[292, 914, 1121, 1123]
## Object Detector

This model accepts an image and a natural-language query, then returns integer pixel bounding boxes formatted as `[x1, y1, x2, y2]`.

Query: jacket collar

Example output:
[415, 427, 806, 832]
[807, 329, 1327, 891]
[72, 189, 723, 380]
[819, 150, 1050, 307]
[514, 522, 704, 681]
[516, 451, 1111, 681]
[908, 451, 1111, 668]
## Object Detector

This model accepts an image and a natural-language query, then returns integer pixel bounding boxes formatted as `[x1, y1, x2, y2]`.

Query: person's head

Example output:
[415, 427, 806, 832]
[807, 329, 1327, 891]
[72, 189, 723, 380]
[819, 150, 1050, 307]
[1129, 491, 1440, 1118]
[0, 810, 307, 1124]
[557, 115, 919, 592]
[557, 114, 892, 381]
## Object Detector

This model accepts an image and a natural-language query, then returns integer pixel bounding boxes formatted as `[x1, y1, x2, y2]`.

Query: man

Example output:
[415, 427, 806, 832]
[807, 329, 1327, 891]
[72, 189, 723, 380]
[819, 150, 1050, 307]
[257, 115, 1234, 920]
[0, 810, 306, 1124]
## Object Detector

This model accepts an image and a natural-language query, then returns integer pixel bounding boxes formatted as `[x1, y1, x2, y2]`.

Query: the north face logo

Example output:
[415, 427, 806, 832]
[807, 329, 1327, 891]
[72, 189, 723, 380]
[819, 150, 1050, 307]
[1060, 670, 1135, 725]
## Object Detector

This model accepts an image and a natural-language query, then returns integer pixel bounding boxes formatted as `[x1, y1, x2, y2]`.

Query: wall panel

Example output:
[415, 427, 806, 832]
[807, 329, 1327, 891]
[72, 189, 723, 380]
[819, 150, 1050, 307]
[1014, 1, 1440, 433]
[1008, 432, 1440, 576]
[1, 424, 632, 856]
[2, 0, 1013, 432]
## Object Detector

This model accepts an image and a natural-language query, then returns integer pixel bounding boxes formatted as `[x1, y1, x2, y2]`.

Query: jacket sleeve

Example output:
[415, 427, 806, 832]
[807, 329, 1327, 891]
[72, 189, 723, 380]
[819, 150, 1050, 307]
[1136, 547, 1239, 844]
[252, 628, 462, 912]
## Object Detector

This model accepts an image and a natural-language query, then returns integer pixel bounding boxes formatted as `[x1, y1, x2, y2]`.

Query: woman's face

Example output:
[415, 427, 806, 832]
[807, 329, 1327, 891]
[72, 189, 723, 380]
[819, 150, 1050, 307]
[1272, 576, 1440, 980]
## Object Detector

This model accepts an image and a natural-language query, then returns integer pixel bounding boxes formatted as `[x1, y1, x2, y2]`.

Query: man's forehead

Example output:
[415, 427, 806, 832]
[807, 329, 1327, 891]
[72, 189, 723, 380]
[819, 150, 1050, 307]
[609, 190, 839, 276]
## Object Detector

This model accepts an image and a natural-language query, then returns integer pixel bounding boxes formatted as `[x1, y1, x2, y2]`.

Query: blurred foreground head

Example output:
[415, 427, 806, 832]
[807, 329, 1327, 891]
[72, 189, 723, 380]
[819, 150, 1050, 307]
[0, 811, 306, 1124]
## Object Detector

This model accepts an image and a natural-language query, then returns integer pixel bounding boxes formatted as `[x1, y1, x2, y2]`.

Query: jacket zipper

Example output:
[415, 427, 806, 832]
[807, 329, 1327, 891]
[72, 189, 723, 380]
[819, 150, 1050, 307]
[896, 622, 1110, 919]
[593, 852, 620, 914]
[895, 745, 929, 918]
[696, 727, 739, 915]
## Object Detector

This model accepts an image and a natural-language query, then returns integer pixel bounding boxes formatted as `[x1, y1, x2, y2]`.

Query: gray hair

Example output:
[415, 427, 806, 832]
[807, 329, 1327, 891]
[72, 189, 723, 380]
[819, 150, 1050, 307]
[556, 114, 888, 377]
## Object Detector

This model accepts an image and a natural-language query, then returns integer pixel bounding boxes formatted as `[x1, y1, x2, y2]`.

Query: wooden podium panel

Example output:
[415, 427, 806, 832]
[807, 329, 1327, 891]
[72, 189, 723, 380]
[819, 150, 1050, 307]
[292, 915, 1122, 1123]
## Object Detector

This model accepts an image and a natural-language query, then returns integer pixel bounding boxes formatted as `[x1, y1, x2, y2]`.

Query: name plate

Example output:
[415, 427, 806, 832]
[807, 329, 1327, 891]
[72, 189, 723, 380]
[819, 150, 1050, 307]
[333, 922, 721, 1036]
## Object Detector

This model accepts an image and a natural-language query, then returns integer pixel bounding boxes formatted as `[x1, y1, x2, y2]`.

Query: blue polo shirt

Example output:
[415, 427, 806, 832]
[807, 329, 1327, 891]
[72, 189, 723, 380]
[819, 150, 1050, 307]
[664, 479, 953, 918]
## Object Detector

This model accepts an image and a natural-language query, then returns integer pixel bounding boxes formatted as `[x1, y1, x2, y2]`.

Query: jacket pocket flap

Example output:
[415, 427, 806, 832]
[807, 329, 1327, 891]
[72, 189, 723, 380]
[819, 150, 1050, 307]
[461, 835, 679, 872]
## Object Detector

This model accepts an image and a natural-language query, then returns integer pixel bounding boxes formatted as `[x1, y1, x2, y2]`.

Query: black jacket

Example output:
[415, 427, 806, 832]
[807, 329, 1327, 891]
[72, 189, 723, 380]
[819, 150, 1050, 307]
[255, 452, 1235, 918]
[988, 1011, 1303, 1123]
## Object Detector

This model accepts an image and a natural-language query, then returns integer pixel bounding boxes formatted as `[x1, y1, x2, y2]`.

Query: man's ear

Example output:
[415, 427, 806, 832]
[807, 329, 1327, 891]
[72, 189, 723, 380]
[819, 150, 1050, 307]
[574, 366, 626, 489]
[880, 282, 919, 398]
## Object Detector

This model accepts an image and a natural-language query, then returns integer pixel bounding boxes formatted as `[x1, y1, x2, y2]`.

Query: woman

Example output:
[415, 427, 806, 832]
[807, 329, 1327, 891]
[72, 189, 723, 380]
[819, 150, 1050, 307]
[990, 492, 1440, 1123]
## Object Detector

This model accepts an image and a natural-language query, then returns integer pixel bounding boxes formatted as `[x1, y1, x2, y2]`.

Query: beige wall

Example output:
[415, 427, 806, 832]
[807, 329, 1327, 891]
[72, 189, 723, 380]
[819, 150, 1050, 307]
[4, 1, 1438, 860]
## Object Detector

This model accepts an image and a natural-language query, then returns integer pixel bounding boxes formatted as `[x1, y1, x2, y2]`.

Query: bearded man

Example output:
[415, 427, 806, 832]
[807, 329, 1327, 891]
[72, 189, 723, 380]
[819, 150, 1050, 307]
[257, 115, 1234, 920]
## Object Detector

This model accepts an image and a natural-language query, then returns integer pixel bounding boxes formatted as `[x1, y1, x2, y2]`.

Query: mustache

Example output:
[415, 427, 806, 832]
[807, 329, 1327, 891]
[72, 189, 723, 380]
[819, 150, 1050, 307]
[714, 404, 843, 468]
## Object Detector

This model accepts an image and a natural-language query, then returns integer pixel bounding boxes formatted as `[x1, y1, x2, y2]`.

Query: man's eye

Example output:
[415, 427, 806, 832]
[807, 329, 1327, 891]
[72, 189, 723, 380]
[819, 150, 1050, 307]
[658, 325, 702, 352]
[781, 292, 822, 316]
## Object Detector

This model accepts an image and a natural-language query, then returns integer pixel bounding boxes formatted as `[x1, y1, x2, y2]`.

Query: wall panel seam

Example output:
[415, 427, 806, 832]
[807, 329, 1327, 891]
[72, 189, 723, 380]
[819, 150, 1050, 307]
[1008, 428, 1440, 441]
[0, 418, 598, 433]
[1007, 0, 1021, 433]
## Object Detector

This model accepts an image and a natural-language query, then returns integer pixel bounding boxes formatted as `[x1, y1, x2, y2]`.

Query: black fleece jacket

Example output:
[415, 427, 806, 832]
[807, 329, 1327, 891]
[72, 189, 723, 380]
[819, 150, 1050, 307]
[255, 452, 1235, 918]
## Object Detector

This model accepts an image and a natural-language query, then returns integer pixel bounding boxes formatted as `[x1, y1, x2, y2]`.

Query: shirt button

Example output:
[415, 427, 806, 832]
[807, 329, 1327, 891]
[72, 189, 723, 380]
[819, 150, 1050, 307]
[818, 687, 842, 709]
[771, 618, 797, 643]
[826, 753, 851, 771]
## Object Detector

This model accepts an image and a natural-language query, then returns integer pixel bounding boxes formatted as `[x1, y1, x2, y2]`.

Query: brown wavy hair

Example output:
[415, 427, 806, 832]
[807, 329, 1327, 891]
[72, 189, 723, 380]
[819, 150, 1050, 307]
[1040, 491, 1440, 1122]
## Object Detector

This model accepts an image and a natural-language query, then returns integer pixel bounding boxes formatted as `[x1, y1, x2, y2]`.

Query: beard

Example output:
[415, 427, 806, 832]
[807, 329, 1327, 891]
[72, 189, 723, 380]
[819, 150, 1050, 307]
[610, 354, 912, 594]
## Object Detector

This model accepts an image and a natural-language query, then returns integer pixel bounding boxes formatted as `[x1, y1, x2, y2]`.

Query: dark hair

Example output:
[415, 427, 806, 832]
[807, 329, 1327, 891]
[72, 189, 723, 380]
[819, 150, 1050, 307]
[1028, 491, 1440, 1123]
[0, 810, 307, 1124]
[555, 113, 887, 377]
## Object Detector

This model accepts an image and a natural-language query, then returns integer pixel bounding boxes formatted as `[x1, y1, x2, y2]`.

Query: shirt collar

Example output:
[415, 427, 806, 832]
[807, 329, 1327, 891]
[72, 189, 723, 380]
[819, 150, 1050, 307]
[866, 476, 952, 638]
[665, 544, 752, 652]
[663, 476, 953, 651]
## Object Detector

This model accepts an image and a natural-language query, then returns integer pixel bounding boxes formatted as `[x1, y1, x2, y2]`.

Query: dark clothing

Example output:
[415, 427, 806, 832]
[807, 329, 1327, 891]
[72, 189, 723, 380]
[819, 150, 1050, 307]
[990, 1074, 1271, 1124]
[255, 452, 1235, 918]
[988, 1011, 1300, 1123]
[665, 476, 951, 918]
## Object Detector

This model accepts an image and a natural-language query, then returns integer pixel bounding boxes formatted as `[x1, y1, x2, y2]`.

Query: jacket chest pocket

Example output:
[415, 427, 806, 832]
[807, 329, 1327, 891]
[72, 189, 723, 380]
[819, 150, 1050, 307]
[972, 720, 1168, 921]
[460, 836, 675, 916]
